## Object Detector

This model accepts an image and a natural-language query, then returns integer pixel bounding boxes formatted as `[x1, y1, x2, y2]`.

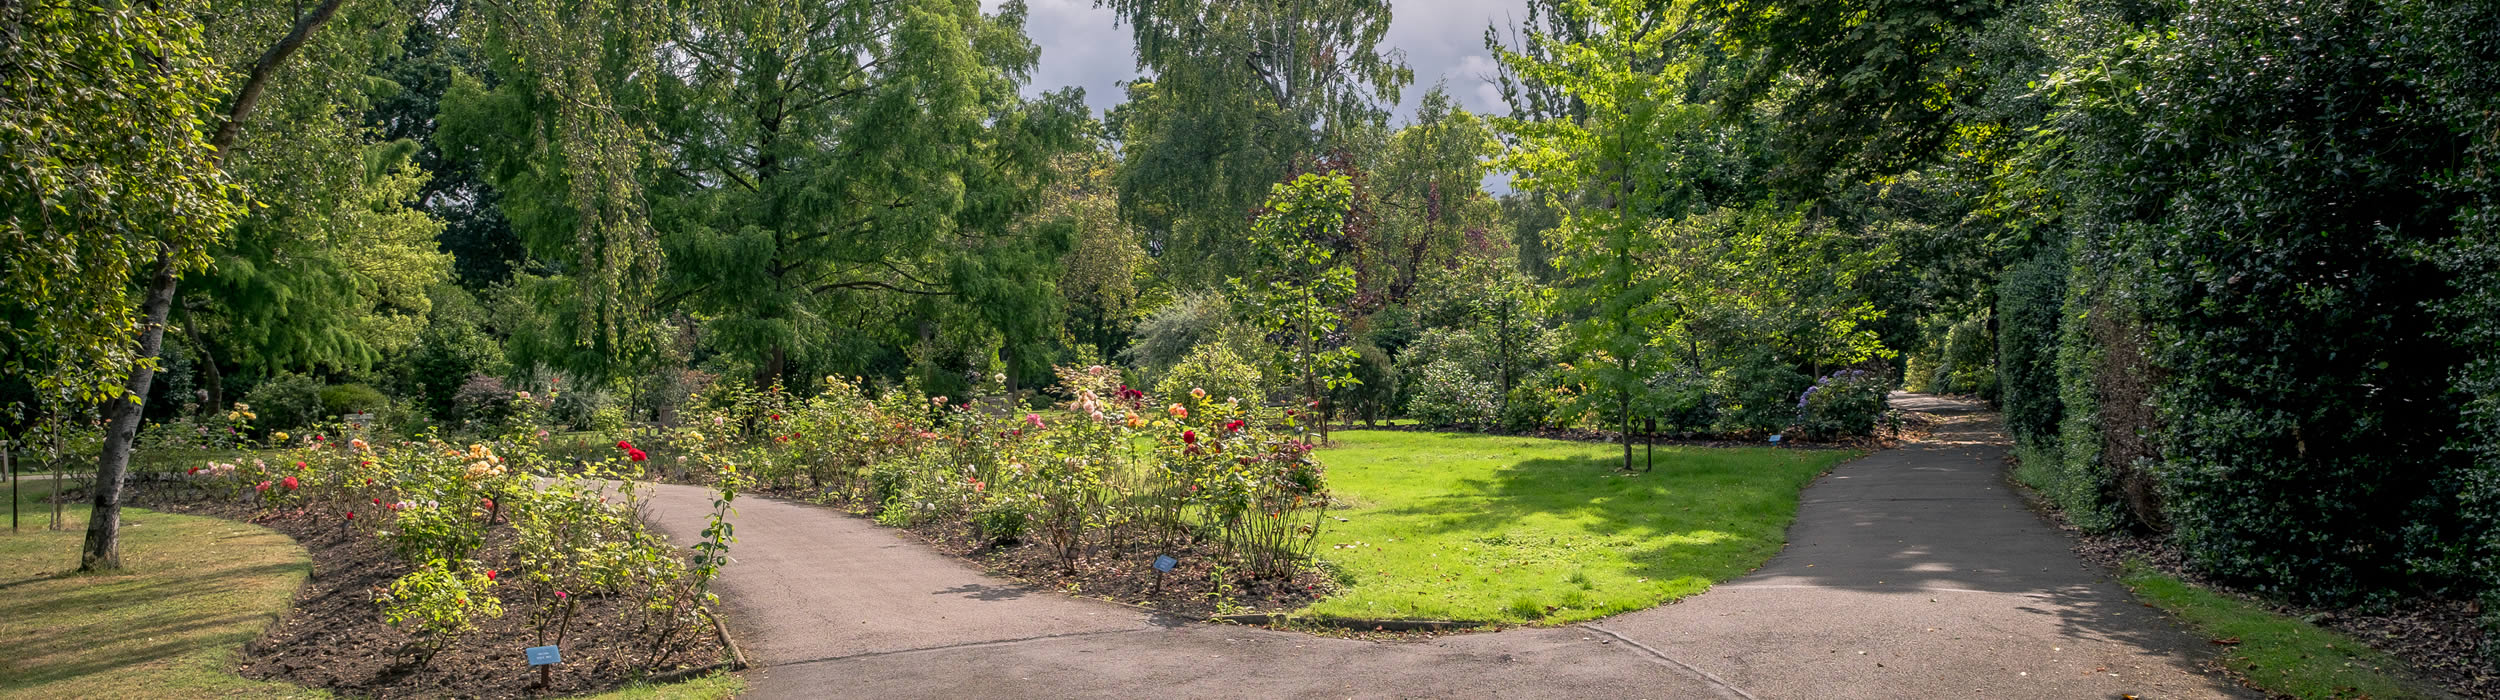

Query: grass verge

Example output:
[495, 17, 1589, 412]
[0, 475, 741, 700]
[1303, 431, 1860, 623]
[2117, 560, 2431, 699]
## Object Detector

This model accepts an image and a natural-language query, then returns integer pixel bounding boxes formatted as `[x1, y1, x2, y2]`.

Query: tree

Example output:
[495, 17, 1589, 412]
[1496, 0, 1720, 471]
[1099, 0, 1410, 285]
[1046, 145, 1151, 360]
[1236, 173, 1362, 443]
[54, 0, 355, 571]
[451, 0, 1083, 388]
[1368, 85, 1502, 304]
[1695, 0, 2007, 198]
[2, 0, 241, 415]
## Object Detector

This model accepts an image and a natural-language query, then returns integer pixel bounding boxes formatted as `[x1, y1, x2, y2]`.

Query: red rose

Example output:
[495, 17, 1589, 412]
[280, 476, 298, 490]
[486, 569, 498, 581]
[1182, 430, 1198, 445]
[616, 440, 633, 450]
[627, 448, 648, 462]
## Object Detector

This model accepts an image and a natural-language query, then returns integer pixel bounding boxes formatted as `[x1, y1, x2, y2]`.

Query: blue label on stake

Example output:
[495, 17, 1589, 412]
[525, 645, 562, 666]
[1768, 435, 1784, 444]
[1153, 554, 1178, 572]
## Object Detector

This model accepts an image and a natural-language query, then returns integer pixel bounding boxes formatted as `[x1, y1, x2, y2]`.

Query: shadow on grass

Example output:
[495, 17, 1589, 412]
[0, 510, 308, 695]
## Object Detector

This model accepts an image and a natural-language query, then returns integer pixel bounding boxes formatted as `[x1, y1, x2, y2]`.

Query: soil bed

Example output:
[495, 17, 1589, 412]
[117, 485, 727, 699]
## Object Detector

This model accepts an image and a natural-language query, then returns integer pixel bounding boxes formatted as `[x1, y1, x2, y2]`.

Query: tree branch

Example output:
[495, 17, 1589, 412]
[208, 0, 346, 159]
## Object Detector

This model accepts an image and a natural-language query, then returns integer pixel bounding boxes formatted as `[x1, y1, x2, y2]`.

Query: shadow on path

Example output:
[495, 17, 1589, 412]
[634, 393, 2249, 699]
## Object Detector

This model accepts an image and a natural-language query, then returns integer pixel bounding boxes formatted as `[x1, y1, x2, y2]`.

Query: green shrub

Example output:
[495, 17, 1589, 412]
[972, 496, 1031, 544]
[1995, 249, 2065, 445]
[1332, 342, 1398, 424]
[318, 383, 389, 418]
[1640, 371, 1716, 435]
[2058, 0, 2486, 605]
[377, 559, 503, 654]
[1935, 314, 1996, 400]
[1501, 369, 1571, 431]
[1793, 368, 1893, 439]
[241, 372, 326, 431]
[1406, 358, 1499, 427]
[1713, 353, 1809, 435]
[1154, 340, 1266, 407]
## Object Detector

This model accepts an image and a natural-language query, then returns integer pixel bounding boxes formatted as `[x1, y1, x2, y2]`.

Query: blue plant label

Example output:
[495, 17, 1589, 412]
[525, 645, 562, 666]
[1768, 435, 1784, 444]
[1153, 554, 1178, 572]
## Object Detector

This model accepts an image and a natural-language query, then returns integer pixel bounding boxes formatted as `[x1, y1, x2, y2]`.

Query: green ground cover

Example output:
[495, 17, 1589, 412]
[0, 476, 741, 700]
[2118, 562, 2431, 699]
[1302, 431, 1860, 623]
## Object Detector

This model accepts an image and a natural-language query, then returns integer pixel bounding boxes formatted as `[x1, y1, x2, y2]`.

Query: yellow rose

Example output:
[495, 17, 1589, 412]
[272, 431, 290, 443]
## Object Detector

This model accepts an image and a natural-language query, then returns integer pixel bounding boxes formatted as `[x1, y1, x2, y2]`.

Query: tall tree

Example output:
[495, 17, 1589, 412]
[68, 0, 355, 571]
[1367, 85, 1502, 304]
[2, 0, 241, 415]
[186, 0, 449, 390]
[1099, 0, 1411, 284]
[1497, 0, 1728, 471]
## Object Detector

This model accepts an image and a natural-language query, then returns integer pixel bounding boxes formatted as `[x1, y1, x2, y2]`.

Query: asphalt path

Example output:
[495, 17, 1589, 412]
[636, 394, 2247, 699]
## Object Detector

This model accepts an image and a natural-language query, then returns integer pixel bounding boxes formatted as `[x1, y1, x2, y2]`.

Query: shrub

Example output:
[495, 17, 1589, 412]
[377, 559, 503, 658]
[1405, 358, 1499, 427]
[1154, 340, 1266, 407]
[1641, 370, 1716, 435]
[1501, 369, 1572, 431]
[1794, 368, 1893, 439]
[318, 383, 389, 418]
[1714, 353, 1809, 435]
[242, 372, 326, 431]
[972, 496, 1032, 544]
[450, 374, 514, 427]
[1996, 249, 2065, 445]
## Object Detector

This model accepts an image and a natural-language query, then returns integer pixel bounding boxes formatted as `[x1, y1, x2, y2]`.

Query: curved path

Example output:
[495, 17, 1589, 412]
[637, 394, 2248, 698]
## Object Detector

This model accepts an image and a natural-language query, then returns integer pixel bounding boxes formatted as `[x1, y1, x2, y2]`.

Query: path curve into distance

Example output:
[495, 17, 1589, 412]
[636, 394, 2249, 698]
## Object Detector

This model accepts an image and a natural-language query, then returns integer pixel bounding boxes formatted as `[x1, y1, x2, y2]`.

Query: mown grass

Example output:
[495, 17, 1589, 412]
[1302, 431, 1861, 623]
[0, 477, 320, 698]
[0, 474, 741, 700]
[2118, 561, 2431, 699]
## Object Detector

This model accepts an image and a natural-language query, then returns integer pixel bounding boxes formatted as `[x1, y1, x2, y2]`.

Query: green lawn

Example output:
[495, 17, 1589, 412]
[1303, 431, 1861, 624]
[2118, 561, 2432, 699]
[0, 477, 320, 698]
[0, 475, 741, 700]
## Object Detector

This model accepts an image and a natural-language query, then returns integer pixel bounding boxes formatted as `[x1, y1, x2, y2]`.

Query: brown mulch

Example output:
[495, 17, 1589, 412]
[124, 489, 727, 699]
[2014, 459, 2500, 699]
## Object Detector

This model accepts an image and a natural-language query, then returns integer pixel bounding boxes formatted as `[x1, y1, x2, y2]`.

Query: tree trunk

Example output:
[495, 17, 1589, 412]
[80, 0, 345, 572]
[184, 315, 223, 412]
[756, 344, 786, 391]
[82, 253, 177, 570]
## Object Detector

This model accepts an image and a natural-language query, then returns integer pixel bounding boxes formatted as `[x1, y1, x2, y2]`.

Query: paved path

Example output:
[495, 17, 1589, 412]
[636, 394, 2247, 698]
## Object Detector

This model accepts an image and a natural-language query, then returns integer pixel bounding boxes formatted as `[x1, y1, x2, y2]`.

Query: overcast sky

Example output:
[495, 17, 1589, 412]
[990, 0, 1532, 122]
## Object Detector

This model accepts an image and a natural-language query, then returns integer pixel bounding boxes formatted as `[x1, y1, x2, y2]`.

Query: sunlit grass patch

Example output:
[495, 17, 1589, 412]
[1302, 431, 1860, 623]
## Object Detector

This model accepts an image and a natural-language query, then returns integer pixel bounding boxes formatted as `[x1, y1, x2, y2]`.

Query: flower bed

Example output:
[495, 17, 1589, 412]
[644, 366, 1337, 616]
[127, 411, 739, 698]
